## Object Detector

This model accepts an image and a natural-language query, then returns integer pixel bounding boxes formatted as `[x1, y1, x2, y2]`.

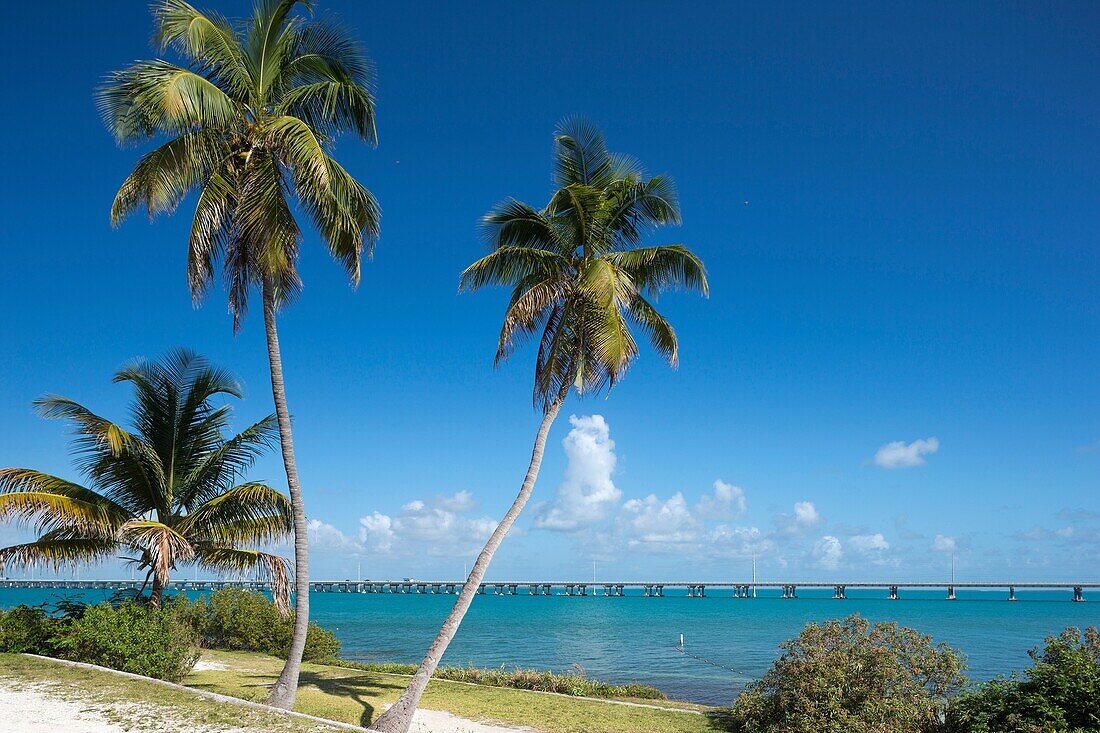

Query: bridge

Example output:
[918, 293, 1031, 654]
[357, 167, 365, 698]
[0, 579, 1094, 601]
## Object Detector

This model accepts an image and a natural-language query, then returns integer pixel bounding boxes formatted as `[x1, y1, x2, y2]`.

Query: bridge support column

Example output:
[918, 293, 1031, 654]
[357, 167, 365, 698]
[889, 586, 899, 600]
[946, 585, 956, 600]
[1008, 586, 1016, 601]
[1073, 586, 1084, 602]
[833, 585, 846, 599]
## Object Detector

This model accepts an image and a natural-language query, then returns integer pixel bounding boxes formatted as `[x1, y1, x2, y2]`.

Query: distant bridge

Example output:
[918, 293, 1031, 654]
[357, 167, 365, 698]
[0, 579, 1094, 601]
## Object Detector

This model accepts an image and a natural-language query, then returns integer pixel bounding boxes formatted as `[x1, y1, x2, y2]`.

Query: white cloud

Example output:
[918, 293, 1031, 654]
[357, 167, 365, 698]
[931, 534, 956, 552]
[794, 501, 820, 525]
[812, 535, 843, 570]
[358, 512, 396, 553]
[873, 437, 940, 468]
[620, 493, 701, 548]
[849, 532, 892, 565]
[534, 415, 622, 531]
[708, 525, 774, 559]
[434, 490, 475, 513]
[696, 480, 746, 519]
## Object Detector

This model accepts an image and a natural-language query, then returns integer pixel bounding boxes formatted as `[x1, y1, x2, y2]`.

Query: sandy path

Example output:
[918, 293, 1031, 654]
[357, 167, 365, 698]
[0, 680, 128, 733]
[0, 675, 532, 733]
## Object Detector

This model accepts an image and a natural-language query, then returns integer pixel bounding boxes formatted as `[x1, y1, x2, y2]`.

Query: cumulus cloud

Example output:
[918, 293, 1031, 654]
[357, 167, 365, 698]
[307, 491, 498, 558]
[775, 501, 821, 536]
[849, 532, 892, 564]
[794, 501, 820, 525]
[931, 534, 956, 552]
[534, 415, 622, 531]
[873, 437, 939, 468]
[812, 535, 843, 570]
[620, 493, 702, 548]
[696, 480, 746, 519]
[709, 525, 774, 559]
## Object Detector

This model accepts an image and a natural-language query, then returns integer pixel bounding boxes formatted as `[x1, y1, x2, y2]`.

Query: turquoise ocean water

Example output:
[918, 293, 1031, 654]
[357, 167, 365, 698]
[2, 587, 1097, 704]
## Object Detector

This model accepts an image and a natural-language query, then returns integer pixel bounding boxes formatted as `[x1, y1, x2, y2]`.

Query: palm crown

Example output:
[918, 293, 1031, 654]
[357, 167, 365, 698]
[0, 350, 293, 610]
[99, 0, 380, 326]
[460, 118, 709, 409]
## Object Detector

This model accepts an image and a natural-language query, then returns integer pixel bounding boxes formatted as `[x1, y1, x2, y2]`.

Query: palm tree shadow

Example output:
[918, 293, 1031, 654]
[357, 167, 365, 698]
[190, 670, 398, 727]
[298, 671, 404, 727]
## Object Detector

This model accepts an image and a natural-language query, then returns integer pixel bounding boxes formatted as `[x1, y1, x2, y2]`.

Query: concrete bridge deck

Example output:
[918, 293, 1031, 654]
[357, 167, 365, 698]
[0, 578, 1094, 601]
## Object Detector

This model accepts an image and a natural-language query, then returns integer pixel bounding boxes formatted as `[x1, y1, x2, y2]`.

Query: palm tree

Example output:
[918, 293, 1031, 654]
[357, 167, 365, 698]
[97, 0, 380, 706]
[0, 350, 292, 612]
[370, 118, 709, 733]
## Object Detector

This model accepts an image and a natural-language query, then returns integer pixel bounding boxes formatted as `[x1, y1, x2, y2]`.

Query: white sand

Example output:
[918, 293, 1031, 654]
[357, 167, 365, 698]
[0, 676, 533, 733]
[409, 707, 535, 733]
[191, 659, 230, 671]
[0, 680, 128, 733]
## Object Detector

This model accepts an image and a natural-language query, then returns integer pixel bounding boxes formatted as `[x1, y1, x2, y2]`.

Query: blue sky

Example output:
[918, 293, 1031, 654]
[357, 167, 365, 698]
[1, 1, 1098, 582]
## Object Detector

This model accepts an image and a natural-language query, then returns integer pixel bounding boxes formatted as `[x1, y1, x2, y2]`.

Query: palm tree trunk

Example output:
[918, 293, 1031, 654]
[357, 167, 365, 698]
[369, 385, 569, 733]
[150, 575, 164, 608]
[261, 277, 311, 710]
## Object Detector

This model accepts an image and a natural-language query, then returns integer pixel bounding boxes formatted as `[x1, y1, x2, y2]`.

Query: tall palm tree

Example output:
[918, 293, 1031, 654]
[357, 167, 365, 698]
[0, 350, 292, 611]
[371, 118, 709, 732]
[98, 0, 380, 706]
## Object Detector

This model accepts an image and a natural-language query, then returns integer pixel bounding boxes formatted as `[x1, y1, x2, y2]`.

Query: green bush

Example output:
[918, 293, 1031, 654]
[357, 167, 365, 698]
[337, 659, 666, 699]
[190, 588, 339, 662]
[59, 600, 199, 682]
[718, 614, 966, 733]
[947, 626, 1100, 733]
[0, 605, 63, 654]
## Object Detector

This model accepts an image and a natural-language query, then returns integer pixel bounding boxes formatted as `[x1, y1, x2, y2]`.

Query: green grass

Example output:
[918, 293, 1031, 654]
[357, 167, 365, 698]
[187, 649, 723, 733]
[0, 653, 344, 732]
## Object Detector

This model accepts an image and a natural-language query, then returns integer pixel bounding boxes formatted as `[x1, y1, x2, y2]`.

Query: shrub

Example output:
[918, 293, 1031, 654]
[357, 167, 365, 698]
[947, 626, 1100, 733]
[59, 600, 199, 682]
[0, 605, 63, 654]
[336, 659, 666, 699]
[719, 614, 966, 733]
[190, 588, 339, 662]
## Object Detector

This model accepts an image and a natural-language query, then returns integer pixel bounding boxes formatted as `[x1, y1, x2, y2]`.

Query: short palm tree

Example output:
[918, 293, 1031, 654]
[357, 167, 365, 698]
[0, 350, 292, 612]
[98, 0, 380, 706]
[371, 118, 709, 732]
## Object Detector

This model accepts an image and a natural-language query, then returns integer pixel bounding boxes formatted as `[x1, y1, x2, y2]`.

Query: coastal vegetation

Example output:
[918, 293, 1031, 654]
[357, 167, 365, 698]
[337, 659, 666, 700]
[99, 0, 382, 708]
[373, 118, 709, 732]
[0, 351, 293, 610]
[946, 626, 1100, 733]
[716, 614, 966, 733]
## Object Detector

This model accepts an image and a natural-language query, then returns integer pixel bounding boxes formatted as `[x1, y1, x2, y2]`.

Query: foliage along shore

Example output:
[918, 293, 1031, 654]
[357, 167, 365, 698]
[2, 588, 1099, 732]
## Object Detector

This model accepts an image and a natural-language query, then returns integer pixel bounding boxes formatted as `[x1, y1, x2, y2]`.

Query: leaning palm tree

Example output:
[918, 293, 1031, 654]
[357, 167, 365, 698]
[0, 350, 292, 612]
[371, 118, 709, 732]
[98, 0, 380, 706]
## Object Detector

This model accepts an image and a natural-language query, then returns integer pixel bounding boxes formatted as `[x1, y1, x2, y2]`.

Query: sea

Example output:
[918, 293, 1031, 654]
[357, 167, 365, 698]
[2, 586, 1097, 705]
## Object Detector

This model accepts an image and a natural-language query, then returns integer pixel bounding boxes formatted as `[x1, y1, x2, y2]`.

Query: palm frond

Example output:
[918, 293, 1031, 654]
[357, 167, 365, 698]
[496, 276, 564, 365]
[179, 415, 279, 509]
[459, 247, 568, 293]
[278, 18, 377, 142]
[178, 482, 291, 542]
[195, 546, 292, 616]
[553, 116, 615, 188]
[188, 167, 238, 302]
[110, 129, 232, 226]
[0, 538, 117, 572]
[152, 0, 251, 98]
[479, 199, 566, 254]
[117, 519, 195, 587]
[626, 293, 678, 367]
[0, 468, 128, 537]
[97, 60, 240, 145]
[603, 245, 709, 296]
